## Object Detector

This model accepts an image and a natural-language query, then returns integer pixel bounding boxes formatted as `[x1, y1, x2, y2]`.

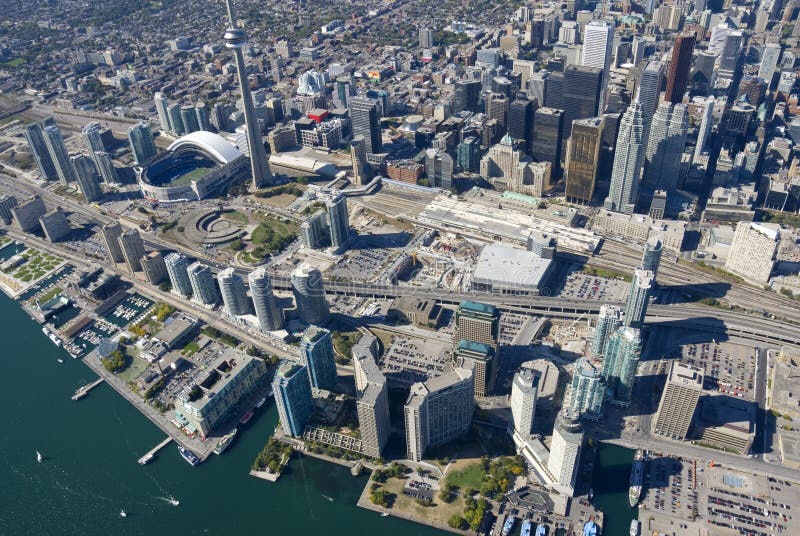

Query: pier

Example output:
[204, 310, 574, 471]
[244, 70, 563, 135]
[71, 378, 104, 401]
[138, 437, 172, 465]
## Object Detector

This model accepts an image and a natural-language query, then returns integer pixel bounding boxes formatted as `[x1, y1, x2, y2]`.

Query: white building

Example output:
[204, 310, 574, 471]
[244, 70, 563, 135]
[725, 221, 780, 283]
[547, 409, 583, 496]
[511, 368, 539, 435]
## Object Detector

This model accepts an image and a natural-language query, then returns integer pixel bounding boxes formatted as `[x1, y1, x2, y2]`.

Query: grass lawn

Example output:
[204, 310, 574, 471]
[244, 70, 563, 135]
[3, 57, 24, 68]
[119, 355, 150, 383]
[35, 286, 62, 306]
[445, 460, 485, 490]
[374, 477, 466, 528]
[251, 217, 297, 244]
[369, 328, 395, 357]
[221, 210, 248, 225]
[182, 340, 201, 356]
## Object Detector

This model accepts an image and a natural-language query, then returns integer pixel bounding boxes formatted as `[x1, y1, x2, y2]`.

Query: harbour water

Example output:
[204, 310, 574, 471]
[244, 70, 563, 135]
[0, 288, 636, 535]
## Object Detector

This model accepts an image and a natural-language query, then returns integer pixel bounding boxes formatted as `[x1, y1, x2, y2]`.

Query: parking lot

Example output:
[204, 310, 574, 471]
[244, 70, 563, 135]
[680, 342, 756, 401]
[379, 335, 451, 386]
[642, 454, 700, 522]
[558, 273, 630, 301]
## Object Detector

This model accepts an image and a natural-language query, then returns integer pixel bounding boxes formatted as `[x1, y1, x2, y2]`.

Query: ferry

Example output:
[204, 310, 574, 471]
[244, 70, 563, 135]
[501, 516, 516, 536]
[213, 429, 238, 455]
[629, 519, 640, 536]
[239, 410, 254, 425]
[629, 449, 644, 508]
[520, 520, 532, 536]
[178, 446, 200, 467]
[255, 396, 267, 408]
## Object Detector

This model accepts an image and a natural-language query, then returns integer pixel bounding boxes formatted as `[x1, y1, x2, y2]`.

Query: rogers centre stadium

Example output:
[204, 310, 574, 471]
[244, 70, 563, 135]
[136, 131, 248, 202]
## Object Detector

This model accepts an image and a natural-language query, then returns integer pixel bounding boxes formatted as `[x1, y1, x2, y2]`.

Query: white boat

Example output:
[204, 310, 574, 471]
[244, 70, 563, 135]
[57, 358, 64, 363]
[322, 494, 334, 502]
[36, 451, 42, 463]
[255, 396, 267, 408]
[380, 512, 389, 517]
[120, 509, 127, 518]
[168, 497, 179, 506]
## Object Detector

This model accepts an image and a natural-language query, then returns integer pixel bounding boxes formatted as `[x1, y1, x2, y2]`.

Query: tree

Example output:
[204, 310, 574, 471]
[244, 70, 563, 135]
[101, 349, 126, 373]
[448, 515, 468, 530]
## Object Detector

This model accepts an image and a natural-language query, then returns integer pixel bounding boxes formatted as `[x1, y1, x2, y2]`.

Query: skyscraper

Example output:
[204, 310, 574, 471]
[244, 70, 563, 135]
[548, 409, 583, 496]
[581, 21, 614, 113]
[273, 361, 314, 437]
[93, 151, 118, 185]
[195, 102, 211, 131]
[418, 27, 434, 48]
[188, 262, 219, 306]
[25, 118, 59, 181]
[693, 96, 715, 162]
[299, 326, 337, 391]
[425, 148, 454, 191]
[43, 124, 76, 185]
[353, 337, 390, 458]
[154, 91, 171, 132]
[604, 101, 645, 214]
[592, 304, 622, 357]
[664, 34, 695, 104]
[563, 65, 603, 138]
[165, 252, 193, 297]
[217, 267, 252, 316]
[11, 195, 47, 233]
[511, 368, 539, 435]
[642, 236, 663, 280]
[81, 122, 107, 177]
[127, 122, 157, 165]
[718, 30, 743, 77]
[637, 61, 664, 132]
[565, 117, 603, 204]
[601, 327, 642, 405]
[291, 263, 329, 325]
[725, 222, 780, 283]
[325, 192, 349, 254]
[531, 107, 564, 175]
[118, 228, 146, 274]
[623, 268, 654, 329]
[758, 43, 781, 88]
[457, 137, 481, 172]
[404, 367, 474, 461]
[485, 92, 509, 131]
[568, 358, 604, 419]
[223, 0, 273, 188]
[181, 104, 200, 134]
[141, 251, 168, 285]
[167, 104, 185, 136]
[349, 97, 382, 155]
[508, 98, 533, 150]
[652, 361, 703, 440]
[453, 79, 482, 113]
[350, 135, 367, 185]
[249, 267, 284, 331]
[71, 154, 102, 202]
[454, 300, 499, 349]
[100, 222, 125, 263]
[643, 102, 687, 193]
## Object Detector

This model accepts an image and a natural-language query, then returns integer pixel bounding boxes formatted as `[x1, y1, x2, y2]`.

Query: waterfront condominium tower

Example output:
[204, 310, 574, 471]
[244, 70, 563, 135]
[510, 367, 539, 436]
[604, 101, 645, 215]
[349, 96, 382, 155]
[223, 0, 273, 188]
[81, 122, 106, 173]
[248, 267, 284, 331]
[643, 102, 688, 193]
[273, 361, 314, 437]
[154, 91, 171, 132]
[187, 262, 219, 306]
[164, 252, 193, 297]
[325, 192, 350, 254]
[43, 123, 77, 185]
[664, 33, 696, 104]
[548, 408, 583, 497]
[24, 118, 59, 181]
[291, 263, 329, 325]
[217, 267, 252, 316]
[100, 222, 125, 263]
[127, 122, 158, 165]
[651, 361, 703, 440]
[141, 251, 168, 285]
[567, 358, 604, 419]
[623, 268, 654, 329]
[299, 326, 337, 391]
[565, 117, 604, 204]
[642, 236, 663, 280]
[71, 154, 102, 203]
[404, 367, 474, 462]
[600, 326, 642, 405]
[118, 228, 146, 274]
[592, 304, 622, 357]
[353, 337, 390, 458]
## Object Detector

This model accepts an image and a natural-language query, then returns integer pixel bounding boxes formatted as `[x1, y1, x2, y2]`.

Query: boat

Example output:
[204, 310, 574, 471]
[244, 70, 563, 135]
[42, 327, 50, 336]
[535, 524, 546, 536]
[588, 488, 594, 501]
[119, 509, 127, 518]
[322, 494, 334, 502]
[380, 512, 389, 517]
[521, 520, 533, 536]
[629, 519, 640, 536]
[501, 516, 516, 536]
[213, 429, 238, 455]
[178, 446, 200, 467]
[167, 497, 179, 507]
[255, 396, 267, 408]
[57, 358, 64, 363]
[629, 449, 644, 508]
[239, 410, 254, 425]
[48, 333, 62, 347]
[36, 451, 42, 463]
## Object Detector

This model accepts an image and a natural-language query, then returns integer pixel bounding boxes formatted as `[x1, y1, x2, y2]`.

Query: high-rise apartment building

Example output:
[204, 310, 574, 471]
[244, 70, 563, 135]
[118, 228, 146, 274]
[568, 358, 605, 419]
[326, 192, 349, 254]
[548, 409, 583, 496]
[601, 327, 642, 405]
[350, 135, 367, 185]
[643, 102, 688, 193]
[127, 122, 157, 165]
[353, 336, 390, 458]
[0, 195, 18, 225]
[141, 251, 168, 285]
[11, 195, 47, 233]
[624, 268, 654, 329]
[180, 104, 200, 134]
[71, 154, 102, 202]
[165, 252, 192, 297]
[725, 222, 780, 283]
[511, 368, 539, 435]
[217, 267, 252, 316]
[418, 27, 434, 48]
[167, 103, 185, 136]
[404, 367, 474, 461]
[154, 91, 172, 132]
[291, 263, 329, 325]
[188, 262, 219, 306]
[604, 101, 645, 214]
[249, 267, 284, 331]
[299, 326, 337, 391]
[565, 117, 603, 204]
[93, 151, 118, 185]
[39, 207, 71, 242]
[195, 102, 211, 131]
[100, 222, 125, 263]
[642, 236, 663, 280]
[273, 361, 314, 437]
[592, 304, 622, 357]
[43, 124, 76, 185]
[350, 97, 382, 155]
[652, 361, 703, 440]
[664, 34, 695, 104]
[24, 118, 59, 181]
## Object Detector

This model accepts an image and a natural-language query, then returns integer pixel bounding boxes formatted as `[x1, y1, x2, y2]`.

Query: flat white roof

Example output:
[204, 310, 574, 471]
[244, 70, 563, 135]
[472, 243, 552, 289]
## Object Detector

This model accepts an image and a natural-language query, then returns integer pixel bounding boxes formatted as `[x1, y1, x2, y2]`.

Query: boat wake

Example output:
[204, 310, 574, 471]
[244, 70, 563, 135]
[159, 496, 180, 507]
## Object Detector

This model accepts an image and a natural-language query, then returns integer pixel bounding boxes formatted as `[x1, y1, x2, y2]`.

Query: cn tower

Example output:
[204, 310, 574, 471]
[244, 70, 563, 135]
[224, 0, 273, 188]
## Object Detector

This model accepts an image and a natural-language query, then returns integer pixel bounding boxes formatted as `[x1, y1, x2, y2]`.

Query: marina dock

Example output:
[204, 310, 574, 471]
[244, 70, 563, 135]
[71, 378, 104, 400]
[138, 436, 172, 465]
